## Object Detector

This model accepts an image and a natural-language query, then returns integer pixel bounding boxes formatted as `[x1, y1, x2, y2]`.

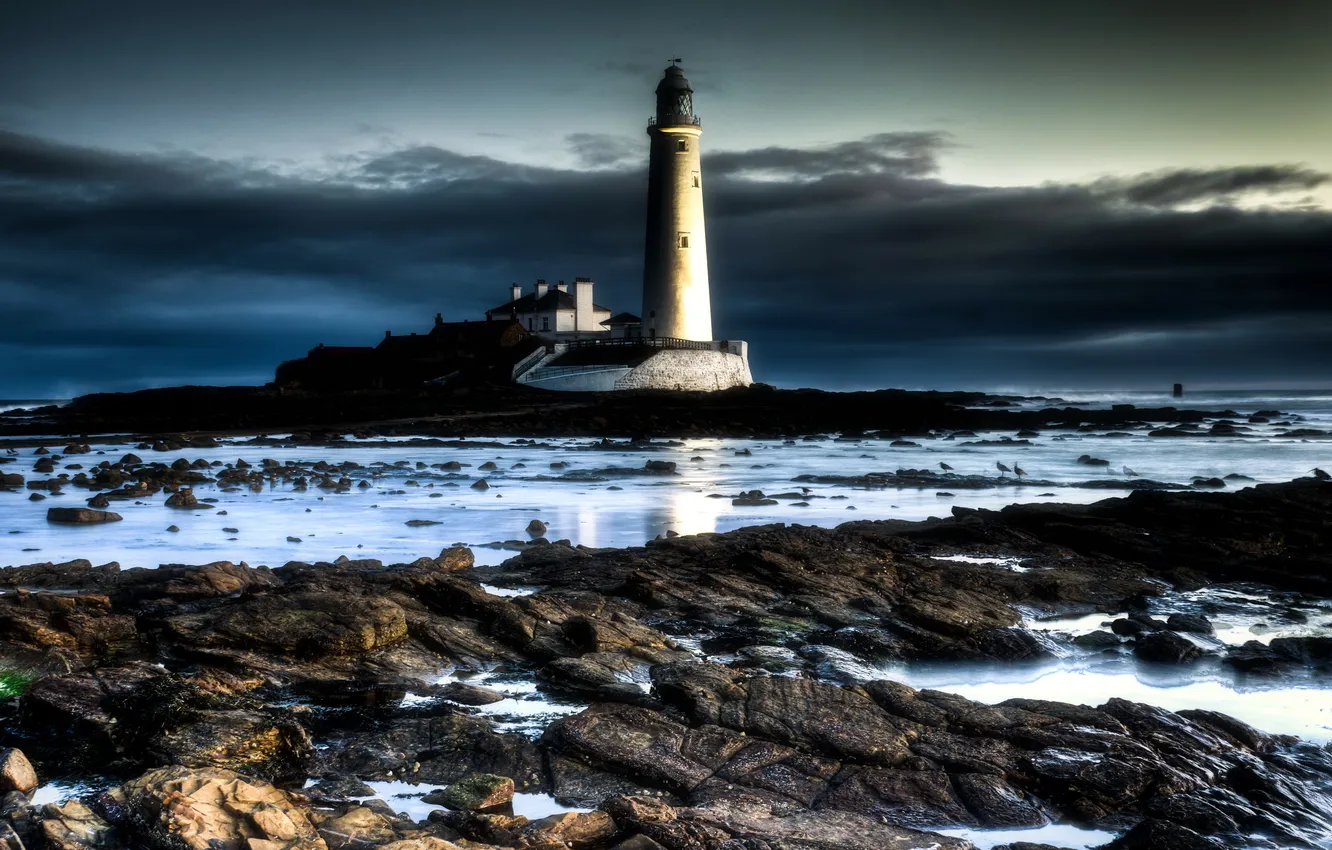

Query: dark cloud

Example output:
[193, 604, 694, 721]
[1092, 166, 1329, 207]
[1, 126, 1329, 396]
[565, 133, 641, 169]
[707, 132, 950, 181]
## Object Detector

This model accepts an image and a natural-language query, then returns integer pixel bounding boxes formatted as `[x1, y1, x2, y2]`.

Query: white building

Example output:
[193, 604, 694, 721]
[486, 278, 635, 339]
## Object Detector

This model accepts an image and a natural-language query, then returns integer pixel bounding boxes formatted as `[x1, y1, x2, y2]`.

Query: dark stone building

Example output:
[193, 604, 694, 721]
[275, 314, 534, 391]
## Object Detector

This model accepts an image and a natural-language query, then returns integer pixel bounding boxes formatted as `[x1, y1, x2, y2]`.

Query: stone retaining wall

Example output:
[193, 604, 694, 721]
[614, 348, 752, 391]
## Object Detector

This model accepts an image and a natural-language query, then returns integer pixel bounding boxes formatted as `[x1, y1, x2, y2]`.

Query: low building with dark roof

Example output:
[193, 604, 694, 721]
[486, 278, 616, 338]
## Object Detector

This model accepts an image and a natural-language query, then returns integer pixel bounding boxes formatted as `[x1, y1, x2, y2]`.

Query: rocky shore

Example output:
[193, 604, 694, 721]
[0, 480, 1330, 849]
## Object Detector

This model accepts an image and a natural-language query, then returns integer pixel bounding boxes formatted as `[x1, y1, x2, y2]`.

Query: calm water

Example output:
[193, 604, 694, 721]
[2, 390, 1329, 569]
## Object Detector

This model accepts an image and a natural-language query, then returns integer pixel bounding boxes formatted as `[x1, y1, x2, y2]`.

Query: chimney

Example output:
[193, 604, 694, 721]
[510, 283, 521, 302]
[574, 277, 595, 332]
[535, 279, 549, 298]
[385, 330, 392, 338]
[555, 280, 568, 293]
[434, 313, 444, 327]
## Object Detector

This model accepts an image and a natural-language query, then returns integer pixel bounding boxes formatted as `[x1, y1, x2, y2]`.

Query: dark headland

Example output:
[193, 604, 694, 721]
[0, 380, 1284, 443]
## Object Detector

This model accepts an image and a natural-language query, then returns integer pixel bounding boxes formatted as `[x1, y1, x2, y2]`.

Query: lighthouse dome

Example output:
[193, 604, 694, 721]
[654, 63, 697, 125]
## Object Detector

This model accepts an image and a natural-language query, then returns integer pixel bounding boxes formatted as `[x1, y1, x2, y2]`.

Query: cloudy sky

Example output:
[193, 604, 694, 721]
[2, 0, 1330, 397]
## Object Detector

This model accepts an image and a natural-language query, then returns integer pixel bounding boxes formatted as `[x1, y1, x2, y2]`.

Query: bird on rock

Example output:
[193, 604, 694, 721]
[939, 462, 954, 471]
[1312, 467, 1331, 481]
[996, 462, 1012, 477]
[1014, 465, 1027, 478]
[1123, 465, 1138, 477]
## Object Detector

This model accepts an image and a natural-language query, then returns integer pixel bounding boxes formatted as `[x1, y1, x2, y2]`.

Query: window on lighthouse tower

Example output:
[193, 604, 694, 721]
[679, 233, 690, 248]
[676, 138, 688, 152]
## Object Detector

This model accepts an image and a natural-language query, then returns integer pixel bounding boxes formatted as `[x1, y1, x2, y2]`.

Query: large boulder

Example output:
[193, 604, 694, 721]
[21, 668, 312, 781]
[0, 749, 37, 795]
[311, 806, 400, 849]
[164, 488, 201, 508]
[104, 766, 326, 850]
[40, 799, 117, 849]
[164, 592, 408, 658]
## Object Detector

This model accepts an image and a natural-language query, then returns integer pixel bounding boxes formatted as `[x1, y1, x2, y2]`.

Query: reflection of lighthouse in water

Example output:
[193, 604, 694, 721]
[641, 61, 713, 342]
[645, 488, 722, 542]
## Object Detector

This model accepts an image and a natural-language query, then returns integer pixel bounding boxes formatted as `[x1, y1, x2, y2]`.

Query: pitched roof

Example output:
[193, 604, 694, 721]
[602, 312, 642, 325]
[488, 290, 576, 315]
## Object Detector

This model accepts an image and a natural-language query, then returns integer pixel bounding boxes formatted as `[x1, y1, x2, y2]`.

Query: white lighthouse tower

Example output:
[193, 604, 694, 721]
[642, 61, 712, 341]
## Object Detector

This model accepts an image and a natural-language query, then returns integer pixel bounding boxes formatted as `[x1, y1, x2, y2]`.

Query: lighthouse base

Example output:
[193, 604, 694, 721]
[514, 339, 752, 393]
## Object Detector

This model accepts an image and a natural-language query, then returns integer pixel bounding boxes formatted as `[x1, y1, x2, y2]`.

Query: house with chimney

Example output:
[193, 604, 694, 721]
[486, 278, 639, 339]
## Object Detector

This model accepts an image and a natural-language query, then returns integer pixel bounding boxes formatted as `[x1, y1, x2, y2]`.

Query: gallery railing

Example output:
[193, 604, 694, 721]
[564, 336, 716, 353]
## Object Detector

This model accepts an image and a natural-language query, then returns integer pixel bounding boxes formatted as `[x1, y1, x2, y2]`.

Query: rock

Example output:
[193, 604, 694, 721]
[658, 793, 971, 849]
[0, 749, 37, 794]
[643, 461, 676, 473]
[86, 494, 110, 508]
[522, 811, 616, 848]
[438, 682, 506, 706]
[46, 508, 123, 524]
[164, 488, 200, 508]
[434, 546, 474, 571]
[429, 774, 514, 811]
[1110, 618, 1147, 636]
[1072, 630, 1122, 649]
[1165, 613, 1213, 634]
[1269, 635, 1332, 667]
[313, 805, 399, 849]
[406, 520, 443, 527]
[164, 591, 408, 657]
[732, 494, 778, 506]
[327, 712, 542, 791]
[526, 519, 548, 538]
[40, 799, 117, 850]
[1134, 631, 1205, 663]
[305, 776, 378, 802]
[1223, 640, 1283, 673]
[147, 706, 314, 783]
[1102, 818, 1227, 849]
[105, 765, 325, 849]
[0, 820, 27, 850]
[471, 479, 490, 491]
[167, 525, 180, 533]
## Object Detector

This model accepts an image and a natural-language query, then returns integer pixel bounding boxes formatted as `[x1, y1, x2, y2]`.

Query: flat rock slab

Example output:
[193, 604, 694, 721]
[46, 507, 123, 523]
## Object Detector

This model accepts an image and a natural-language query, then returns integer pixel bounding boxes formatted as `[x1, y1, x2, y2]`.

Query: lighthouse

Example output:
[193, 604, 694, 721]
[641, 61, 712, 342]
[503, 60, 751, 392]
